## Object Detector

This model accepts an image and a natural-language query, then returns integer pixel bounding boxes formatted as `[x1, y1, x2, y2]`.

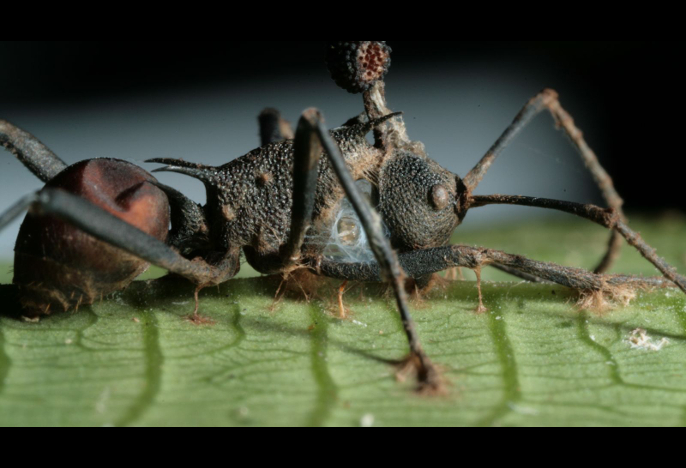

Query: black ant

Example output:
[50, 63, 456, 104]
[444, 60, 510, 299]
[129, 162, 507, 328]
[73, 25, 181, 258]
[1, 42, 684, 393]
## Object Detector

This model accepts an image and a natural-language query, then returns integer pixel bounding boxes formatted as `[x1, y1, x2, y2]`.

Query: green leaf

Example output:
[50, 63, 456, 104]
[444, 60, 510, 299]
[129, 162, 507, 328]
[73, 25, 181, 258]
[1, 215, 685, 427]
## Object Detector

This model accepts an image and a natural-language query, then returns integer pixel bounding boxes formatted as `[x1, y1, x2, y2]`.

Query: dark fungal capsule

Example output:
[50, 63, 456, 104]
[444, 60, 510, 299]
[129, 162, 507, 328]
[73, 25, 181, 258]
[326, 41, 392, 94]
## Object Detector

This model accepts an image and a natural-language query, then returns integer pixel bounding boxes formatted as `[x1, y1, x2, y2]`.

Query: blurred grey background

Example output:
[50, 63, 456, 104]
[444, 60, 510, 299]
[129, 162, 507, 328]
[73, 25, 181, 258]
[1, 41, 682, 261]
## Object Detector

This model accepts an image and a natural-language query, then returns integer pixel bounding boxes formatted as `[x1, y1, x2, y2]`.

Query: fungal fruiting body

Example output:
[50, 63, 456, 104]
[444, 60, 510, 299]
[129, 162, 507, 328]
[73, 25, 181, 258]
[326, 41, 392, 94]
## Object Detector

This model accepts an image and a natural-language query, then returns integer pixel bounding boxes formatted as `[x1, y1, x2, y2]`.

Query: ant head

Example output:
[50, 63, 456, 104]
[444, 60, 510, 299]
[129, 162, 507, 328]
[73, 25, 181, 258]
[378, 152, 468, 251]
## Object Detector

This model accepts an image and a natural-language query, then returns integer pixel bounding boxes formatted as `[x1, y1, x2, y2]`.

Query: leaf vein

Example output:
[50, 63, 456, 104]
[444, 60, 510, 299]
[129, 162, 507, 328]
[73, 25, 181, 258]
[115, 310, 163, 427]
[477, 302, 520, 427]
[306, 304, 338, 428]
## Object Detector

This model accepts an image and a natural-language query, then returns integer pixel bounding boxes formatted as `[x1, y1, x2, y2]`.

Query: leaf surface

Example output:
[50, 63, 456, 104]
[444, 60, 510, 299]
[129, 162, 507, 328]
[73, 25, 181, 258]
[1, 216, 685, 427]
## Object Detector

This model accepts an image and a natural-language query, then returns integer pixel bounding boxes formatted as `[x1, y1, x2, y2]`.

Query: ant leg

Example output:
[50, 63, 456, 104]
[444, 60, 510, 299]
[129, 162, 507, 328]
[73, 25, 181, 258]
[474, 267, 487, 314]
[444, 268, 457, 281]
[279, 110, 324, 269]
[1, 120, 68, 182]
[0, 189, 239, 290]
[0, 193, 38, 231]
[315, 246, 675, 303]
[491, 264, 546, 283]
[470, 195, 686, 294]
[337, 280, 349, 319]
[303, 108, 442, 393]
[443, 267, 466, 281]
[258, 108, 294, 146]
[463, 89, 624, 274]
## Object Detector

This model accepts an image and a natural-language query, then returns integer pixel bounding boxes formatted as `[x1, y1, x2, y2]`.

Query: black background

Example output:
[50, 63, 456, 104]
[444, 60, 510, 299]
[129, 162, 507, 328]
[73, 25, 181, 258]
[1, 41, 683, 211]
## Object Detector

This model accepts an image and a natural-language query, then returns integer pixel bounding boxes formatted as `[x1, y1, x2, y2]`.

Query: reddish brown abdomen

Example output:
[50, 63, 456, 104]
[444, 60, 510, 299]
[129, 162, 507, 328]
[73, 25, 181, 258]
[14, 159, 170, 316]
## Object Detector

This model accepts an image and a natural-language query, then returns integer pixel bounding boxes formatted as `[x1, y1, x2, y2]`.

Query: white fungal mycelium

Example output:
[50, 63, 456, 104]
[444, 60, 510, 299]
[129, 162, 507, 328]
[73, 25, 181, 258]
[309, 180, 388, 263]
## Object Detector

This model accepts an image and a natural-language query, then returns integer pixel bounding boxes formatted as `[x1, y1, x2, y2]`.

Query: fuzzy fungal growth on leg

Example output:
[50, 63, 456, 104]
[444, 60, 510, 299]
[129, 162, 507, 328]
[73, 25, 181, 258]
[576, 285, 638, 313]
[326, 41, 392, 94]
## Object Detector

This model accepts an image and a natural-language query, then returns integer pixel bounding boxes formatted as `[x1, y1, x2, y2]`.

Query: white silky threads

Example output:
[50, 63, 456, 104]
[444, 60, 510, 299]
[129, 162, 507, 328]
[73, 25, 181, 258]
[311, 180, 387, 264]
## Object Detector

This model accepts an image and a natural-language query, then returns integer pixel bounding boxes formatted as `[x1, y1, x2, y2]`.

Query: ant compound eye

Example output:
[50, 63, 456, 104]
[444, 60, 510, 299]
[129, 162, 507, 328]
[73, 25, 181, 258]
[326, 41, 392, 94]
[336, 216, 362, 246]
[430, 184, 450, 210]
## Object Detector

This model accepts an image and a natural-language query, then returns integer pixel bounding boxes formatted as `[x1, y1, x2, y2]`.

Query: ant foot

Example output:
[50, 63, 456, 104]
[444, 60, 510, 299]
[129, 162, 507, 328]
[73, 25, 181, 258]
[184, 287, 215, 325]
[184, 313, 216, 326]
[474, 267, 488, 314]
[396, 351, 447, 396]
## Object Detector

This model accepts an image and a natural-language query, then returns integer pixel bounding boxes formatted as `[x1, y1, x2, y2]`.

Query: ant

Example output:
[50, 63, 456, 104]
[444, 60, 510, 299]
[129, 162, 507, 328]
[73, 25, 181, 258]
[1, 41, 685, 394]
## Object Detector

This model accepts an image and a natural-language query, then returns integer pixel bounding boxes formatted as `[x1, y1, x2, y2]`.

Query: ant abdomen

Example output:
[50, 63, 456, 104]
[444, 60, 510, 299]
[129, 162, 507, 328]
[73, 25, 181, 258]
[13, 159, 170, 317]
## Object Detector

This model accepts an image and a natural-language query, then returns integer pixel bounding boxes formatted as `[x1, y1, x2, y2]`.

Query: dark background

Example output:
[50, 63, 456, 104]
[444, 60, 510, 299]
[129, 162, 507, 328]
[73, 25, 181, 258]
[0, 41, 683, 256]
